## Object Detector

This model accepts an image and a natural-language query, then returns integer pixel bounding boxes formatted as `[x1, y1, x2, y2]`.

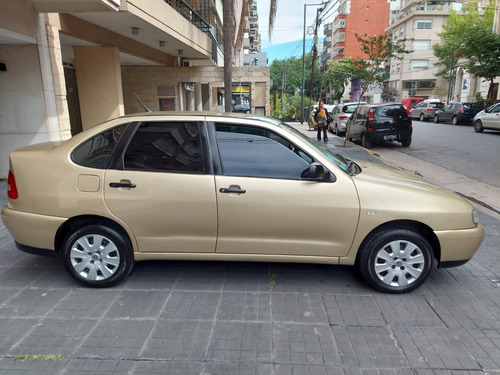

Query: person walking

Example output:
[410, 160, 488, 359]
[313, 101, 329, 142]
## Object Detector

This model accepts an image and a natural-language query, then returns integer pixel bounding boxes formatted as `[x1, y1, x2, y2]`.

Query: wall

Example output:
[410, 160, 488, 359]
[0, 45, 52, 178]
[121, 65, 270, 115]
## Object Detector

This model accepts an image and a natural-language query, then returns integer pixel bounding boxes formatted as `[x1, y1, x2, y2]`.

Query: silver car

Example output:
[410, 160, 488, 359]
[410, 101, 445, 121]
[473, 103, 500, 132]
[329, 102, 367, 136]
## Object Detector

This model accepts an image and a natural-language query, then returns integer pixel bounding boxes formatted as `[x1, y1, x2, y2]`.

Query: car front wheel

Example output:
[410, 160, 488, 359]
[433, 115, 439, 123]
[62, 224, 135, 288]
[452, 116, 458, 125]
[358, 227, 433, 293]
[474, 120, 484, 133]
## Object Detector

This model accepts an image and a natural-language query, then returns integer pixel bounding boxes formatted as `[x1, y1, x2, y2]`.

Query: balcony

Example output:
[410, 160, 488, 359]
[29, 0, 120, 12]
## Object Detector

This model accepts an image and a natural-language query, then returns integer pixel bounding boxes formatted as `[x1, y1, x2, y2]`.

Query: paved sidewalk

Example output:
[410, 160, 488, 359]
[0, 131, 499, 374]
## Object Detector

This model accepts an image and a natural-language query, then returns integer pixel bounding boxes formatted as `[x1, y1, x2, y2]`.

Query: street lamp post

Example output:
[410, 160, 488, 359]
[300, 2, 324, 124]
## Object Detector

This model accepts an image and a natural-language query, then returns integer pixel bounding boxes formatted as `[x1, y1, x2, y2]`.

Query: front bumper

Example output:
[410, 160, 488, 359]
[435, 224, 485, 265]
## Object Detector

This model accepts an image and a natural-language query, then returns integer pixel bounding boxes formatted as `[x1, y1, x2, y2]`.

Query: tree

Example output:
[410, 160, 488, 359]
[432, 0, 500, 101]
[269, 54, 322, 121]
[343, 34, 412, 146]
[323, 58, 356, 102]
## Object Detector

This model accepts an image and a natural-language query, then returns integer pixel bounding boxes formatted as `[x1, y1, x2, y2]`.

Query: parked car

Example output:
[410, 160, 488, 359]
[1, 112, 484, 293]
[410, 101, 445, 121]
[350, 103, 413, 148]
[473, 103, 500, 132]
[434, 102, 484, 125]
[401, 97, 424, 115]
[328, 101, 367, 136]
[232, 104, 250, 114]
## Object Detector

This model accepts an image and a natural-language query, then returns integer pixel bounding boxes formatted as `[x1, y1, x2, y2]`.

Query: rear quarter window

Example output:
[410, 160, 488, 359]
[72, 124, 128, 169]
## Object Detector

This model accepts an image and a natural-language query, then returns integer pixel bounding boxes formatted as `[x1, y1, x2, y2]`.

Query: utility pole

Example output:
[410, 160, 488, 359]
[306, 6, 323, 128]
[282, 59, 287, 110]
[300, 2, 325, 124]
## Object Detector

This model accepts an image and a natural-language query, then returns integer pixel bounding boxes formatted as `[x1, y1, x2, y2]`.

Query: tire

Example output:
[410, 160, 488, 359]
[433, 115, 439, 123]
[474, 120, 484, 133]
[358, 227, 433, 293]
[452, 116, 458, 125]
[361, 133, 371, 149]
[419, 113, 424, 122]
[62, 224, 135, 288]
[401, 137, 411, 147]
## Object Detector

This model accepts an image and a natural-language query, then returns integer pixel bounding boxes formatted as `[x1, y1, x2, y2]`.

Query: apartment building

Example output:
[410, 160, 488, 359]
[329, 0, 390, 62]
[0, 0, 270, 178]
[385, 0, 491, 103]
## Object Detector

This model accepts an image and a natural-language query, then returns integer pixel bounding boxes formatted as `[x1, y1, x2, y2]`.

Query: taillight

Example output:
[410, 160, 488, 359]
[7, 170, 18, 199]
[368, 109, 374, 121]
[459, 107, 464, 114]
[426, 108, 433, 111]
[339, 115, 348, 119]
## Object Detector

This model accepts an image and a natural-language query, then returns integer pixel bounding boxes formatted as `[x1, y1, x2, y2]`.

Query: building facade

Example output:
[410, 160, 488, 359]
[385, 0, 491, 103]
[329, 0, 390, 62]
[0, 0, 271, 178]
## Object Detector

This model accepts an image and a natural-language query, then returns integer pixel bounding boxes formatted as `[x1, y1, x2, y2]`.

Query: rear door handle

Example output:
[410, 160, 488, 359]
[220, 187, 246, 194]
[110, 182, 136, 188]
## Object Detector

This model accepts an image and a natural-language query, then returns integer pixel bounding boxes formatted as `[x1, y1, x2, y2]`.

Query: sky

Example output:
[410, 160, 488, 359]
[256, 0, 334, 61]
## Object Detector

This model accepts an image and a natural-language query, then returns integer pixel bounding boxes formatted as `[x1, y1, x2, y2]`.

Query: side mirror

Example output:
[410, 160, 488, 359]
[301, 162, 331, 181]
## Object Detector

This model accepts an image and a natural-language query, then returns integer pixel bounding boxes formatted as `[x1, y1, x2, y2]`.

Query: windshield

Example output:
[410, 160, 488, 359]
[279, 123, 351, 173]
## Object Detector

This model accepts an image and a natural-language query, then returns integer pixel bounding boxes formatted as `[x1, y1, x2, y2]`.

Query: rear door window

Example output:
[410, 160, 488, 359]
[123, 122, 205, 173]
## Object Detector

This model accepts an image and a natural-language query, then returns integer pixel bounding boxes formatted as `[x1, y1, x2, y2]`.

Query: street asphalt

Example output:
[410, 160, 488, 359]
[0, 124, 499, 374]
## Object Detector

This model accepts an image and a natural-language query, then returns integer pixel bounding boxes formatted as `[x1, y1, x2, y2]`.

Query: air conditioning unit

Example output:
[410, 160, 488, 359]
[182, 61, 192, 67]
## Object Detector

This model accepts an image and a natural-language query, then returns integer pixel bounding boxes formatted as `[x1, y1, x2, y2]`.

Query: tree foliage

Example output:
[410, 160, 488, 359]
[323, 58, 356, 102]
[270, 54, 322, 99]
[432, 0, 500, 99]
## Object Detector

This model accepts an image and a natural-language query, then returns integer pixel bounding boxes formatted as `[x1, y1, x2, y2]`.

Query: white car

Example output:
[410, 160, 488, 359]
[473, 103, 500, 132]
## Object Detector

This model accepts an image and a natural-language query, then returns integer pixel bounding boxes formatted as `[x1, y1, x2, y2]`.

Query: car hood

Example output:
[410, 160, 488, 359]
[350, 159, 476, 230]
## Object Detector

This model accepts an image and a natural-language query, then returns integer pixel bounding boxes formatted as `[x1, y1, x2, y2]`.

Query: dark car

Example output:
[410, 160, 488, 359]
[434, 102, 484, 125]
[232, 104, 250, 113]
[350, 103, 412, 148]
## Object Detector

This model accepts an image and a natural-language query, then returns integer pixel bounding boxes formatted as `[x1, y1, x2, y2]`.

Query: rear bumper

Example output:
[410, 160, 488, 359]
[366, 130, 412, 143]
[1, 206, 65, 252]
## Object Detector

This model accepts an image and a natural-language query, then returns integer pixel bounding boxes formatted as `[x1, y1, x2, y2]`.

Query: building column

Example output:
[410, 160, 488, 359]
[186, 85, 195, 111]
[74, 46, 124, 130]
[195, 82, 202, 111]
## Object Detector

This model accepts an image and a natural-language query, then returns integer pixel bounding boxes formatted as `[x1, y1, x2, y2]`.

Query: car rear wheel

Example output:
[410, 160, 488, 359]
[433, 115, 439, 123]
[401, 137, 411, 147]
[452, 116, 458, 125]
[358, 227, 433, 293]
[62, 224, 134, 288]
[419, 113, 424, 122]
[361, 133, 371, 149]
[474, 120, 484, 133]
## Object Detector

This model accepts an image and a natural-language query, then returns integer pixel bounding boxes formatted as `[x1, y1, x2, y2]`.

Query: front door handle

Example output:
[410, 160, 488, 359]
[220, 187, 246, 194]
[110, 181, 136, 188]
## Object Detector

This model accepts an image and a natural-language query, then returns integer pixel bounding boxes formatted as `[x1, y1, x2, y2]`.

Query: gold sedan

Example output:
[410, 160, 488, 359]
[1, 113, 484, 293]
